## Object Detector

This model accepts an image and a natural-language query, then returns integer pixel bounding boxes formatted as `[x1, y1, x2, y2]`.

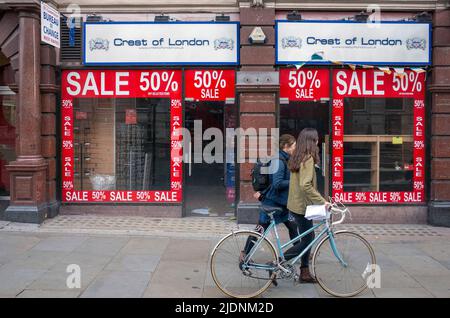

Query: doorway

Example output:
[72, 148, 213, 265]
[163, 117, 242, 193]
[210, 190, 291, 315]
[280, 101, 330, 197]
[184, 101, 236, 217]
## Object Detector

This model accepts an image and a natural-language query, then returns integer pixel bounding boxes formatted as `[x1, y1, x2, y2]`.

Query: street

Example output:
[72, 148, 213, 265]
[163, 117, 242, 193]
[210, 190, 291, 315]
[0, 216, 449, 298]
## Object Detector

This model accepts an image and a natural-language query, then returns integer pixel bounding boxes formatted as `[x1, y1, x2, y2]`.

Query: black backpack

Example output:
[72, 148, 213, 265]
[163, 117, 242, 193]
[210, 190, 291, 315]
[251, 159, 271, 192]
[251, 157, 288, 192]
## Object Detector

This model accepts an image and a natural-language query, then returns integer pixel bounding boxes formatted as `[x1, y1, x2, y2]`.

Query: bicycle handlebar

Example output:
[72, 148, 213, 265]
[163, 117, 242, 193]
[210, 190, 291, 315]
[328, 197, 350, 225]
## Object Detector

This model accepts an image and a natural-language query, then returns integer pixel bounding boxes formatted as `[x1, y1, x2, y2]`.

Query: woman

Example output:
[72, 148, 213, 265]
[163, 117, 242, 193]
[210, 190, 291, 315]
[242, 134, 299, 257]
[284, 128, 329, 283]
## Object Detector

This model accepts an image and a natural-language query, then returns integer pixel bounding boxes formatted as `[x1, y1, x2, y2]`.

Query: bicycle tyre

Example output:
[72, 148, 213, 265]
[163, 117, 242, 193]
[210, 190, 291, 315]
[312, 230, 376, 297]
[210, 230, 278, 298]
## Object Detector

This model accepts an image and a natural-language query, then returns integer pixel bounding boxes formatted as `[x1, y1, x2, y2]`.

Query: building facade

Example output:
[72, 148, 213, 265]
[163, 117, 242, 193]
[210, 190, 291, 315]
[0, 0, 449, 226]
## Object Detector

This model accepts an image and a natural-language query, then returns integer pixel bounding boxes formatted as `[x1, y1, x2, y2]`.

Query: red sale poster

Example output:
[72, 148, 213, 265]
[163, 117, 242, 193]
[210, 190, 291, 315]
[331, 69, 426, 204]
[184, 69, 235, 101]
[280, 68, 330, 101]
[61, 70, 183, 203]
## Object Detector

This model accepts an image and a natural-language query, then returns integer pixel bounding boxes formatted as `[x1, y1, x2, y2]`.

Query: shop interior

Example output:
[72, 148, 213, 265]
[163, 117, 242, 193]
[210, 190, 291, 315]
[72, 97, 171, 192]
[184, 101, 236, 217]
[280, 100, 330, 197]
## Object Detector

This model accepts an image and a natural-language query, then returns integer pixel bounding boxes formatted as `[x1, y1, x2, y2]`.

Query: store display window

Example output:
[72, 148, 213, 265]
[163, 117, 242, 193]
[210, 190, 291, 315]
[61, 70, 182, 203]
[332, 69, 426, 204]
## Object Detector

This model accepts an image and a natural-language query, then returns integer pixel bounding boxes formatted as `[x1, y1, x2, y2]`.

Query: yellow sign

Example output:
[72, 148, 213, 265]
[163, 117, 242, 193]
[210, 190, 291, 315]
[392, 137, 403, 145]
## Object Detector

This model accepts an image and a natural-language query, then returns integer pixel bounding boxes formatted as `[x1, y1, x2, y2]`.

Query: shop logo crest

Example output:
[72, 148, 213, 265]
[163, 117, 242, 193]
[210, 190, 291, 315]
[282, 36, 302, 49]
[406, 38, 426, 50]
[89, 38, 109, 51]
[214, 38, 234, 50]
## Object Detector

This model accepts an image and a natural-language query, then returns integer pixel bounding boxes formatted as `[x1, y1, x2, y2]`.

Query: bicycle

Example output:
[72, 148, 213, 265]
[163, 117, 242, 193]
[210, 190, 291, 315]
[210, 199, 376, 298]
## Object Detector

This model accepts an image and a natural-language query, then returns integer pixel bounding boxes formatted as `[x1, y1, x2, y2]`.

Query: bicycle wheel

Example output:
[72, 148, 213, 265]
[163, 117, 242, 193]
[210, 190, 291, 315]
[210, 230, 278, 298]
[312, 231, 376, 297]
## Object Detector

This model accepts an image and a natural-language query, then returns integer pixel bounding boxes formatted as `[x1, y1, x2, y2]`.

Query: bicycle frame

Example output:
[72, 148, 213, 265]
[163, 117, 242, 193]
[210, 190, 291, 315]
[245, 215, 348, 272]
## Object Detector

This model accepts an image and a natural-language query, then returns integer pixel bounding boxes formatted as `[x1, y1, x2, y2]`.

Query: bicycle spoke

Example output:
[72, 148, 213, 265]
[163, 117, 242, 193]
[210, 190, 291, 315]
[313, 232, 375, 297]
[210, 231, 277, 298]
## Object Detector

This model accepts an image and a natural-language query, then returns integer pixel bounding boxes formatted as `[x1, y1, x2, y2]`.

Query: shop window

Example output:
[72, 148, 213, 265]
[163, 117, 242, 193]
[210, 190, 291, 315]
[331, 69, 426, 204]
[343, 98, 414, 193]
[73, 98, 171, 191]
[0, 92, 16, 197]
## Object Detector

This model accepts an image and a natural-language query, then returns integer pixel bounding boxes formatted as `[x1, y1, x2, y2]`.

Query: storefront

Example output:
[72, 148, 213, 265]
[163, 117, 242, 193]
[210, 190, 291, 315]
[276, 19, 430, 221]
[3, 1, 449, 226]
[60, 21, 239, 217]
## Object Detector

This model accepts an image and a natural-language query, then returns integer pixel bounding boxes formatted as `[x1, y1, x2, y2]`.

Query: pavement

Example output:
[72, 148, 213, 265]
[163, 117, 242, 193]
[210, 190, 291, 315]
[0, 215, 449, 298]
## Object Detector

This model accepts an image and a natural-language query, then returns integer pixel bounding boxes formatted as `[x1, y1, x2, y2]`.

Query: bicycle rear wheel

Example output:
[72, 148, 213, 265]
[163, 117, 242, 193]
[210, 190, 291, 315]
[210, 231, 277, 298]
[312, 231, 376, 297]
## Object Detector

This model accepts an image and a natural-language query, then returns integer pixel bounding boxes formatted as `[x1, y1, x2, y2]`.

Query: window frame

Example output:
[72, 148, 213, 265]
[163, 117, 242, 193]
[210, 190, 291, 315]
[331, 69, 426, 204]
[61, 70, 182, 203]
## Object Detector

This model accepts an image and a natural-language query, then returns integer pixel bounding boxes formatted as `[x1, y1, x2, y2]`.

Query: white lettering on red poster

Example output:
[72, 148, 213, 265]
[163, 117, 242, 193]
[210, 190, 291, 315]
[280, 69, 330, 101]
[332, 69, 426, 204]
[61, 70, 182, 203]
[185, 70, 235, 101]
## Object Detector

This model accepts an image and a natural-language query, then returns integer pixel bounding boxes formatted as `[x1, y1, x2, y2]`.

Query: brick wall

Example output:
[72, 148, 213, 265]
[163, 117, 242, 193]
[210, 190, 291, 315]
[429, 8, 450, 226]
[236, 6, 278, 223]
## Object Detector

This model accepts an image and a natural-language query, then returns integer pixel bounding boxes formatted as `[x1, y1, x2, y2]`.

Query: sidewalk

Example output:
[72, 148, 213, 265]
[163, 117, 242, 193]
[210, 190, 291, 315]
[0, 215, 449, 298]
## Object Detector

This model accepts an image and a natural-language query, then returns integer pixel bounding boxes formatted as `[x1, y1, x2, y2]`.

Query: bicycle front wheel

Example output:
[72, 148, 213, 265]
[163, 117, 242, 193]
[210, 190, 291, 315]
[312, 231, 376, 297]
[210, 231, 277, 298]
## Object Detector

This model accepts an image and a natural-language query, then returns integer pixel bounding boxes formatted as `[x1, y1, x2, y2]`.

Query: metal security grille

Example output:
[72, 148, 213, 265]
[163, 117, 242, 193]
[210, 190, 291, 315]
[60, 15, 82, 62]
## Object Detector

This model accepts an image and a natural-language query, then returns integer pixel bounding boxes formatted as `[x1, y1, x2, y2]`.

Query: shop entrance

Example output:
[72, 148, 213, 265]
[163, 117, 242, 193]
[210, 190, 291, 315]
[182, 69, 236, 217]
[279, 68, 331, 198]
[184, 101, 236, 217]
[280, 101, 330, 197]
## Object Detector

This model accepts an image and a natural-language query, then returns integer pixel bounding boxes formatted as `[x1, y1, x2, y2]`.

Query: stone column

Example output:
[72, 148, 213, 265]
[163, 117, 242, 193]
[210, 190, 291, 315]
[429, 8, 450, 227]
[236, 2, 278, 223]
[5, 7, 48, 223]
[41, 44, 59, 218]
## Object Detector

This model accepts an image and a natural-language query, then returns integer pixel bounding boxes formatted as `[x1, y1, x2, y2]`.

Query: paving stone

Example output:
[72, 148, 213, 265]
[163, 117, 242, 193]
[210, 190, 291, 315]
[72, 236, 130, 256]
[372, 251, 404, 271]
[202, 286, 229, 298]
[0, 251, 68, 271]
[263, 281, 320, 298]
[59, 252, 114, 269]
[150, 261, 207, 288]
[371, 243, 425, 257]
[30, 236, 88, 253]
[80, 271, 152, 298]
[314, 285, 376, 298]
[17, 290, 81, 298]
[378, 270, 422, 288]
[0, 268, 47, 296]
[391, 255, 450, 276]
[27, 265, 102, 291]
[119, 237, 170, 255]
[143, 283, 203, 298]
[426, 289, 450, 298]
[0, 234, 41, 254]
[412, 275, 450, 292]
[373, 287, 434, 298]
[105, 254, 161, 272]
[160, 239, 212, 263]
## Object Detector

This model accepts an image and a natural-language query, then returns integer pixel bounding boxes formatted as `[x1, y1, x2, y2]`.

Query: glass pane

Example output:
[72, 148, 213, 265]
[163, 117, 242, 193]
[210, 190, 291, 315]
[379, 142, 413, 192]
[344, 98, 414, 135]
[73, 98, 171, 191]
[0, 94, 16, 196]
[343, 142, 377, 192]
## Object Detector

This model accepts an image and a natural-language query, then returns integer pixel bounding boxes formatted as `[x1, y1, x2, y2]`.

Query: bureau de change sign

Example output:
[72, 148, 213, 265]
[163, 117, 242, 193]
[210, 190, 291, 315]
[41, 1, 60, 48]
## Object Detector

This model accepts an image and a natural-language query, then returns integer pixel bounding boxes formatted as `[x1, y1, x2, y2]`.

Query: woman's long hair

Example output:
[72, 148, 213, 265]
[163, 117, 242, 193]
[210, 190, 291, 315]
[288, 128, 320, 173]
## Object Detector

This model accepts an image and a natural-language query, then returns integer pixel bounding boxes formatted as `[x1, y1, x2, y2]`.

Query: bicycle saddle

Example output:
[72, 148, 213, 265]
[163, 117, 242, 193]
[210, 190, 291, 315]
[260, 205, 283, 214]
